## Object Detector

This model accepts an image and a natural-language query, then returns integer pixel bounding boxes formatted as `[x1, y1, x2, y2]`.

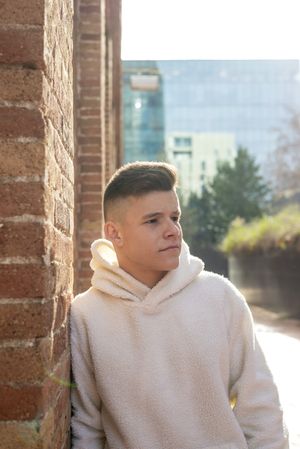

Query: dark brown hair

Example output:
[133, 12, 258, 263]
[103, 161, 178, 220]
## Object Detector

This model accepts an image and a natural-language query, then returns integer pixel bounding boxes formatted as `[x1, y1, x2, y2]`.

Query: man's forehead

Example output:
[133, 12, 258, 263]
[126, 190, 180, 214]
[106, 190, 180, 222]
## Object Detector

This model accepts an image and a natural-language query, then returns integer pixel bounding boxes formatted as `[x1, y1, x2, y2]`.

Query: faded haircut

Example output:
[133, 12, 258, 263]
[103, 161, 178, 221]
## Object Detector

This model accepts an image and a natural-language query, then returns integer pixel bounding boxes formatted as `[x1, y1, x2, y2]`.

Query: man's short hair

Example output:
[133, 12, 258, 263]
[103, 161, 178, 220]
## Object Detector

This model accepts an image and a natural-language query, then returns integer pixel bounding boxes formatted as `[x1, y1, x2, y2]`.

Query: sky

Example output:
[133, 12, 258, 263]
[121, 0, 300, 60]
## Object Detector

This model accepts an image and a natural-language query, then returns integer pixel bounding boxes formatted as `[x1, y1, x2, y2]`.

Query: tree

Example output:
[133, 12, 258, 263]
[270, 107, 300, 198]
[180, 147, 270, 249]
[210, 146, 270, 239]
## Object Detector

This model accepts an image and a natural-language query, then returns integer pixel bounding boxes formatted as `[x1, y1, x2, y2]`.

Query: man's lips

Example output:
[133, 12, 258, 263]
[159, 245, 180, 252]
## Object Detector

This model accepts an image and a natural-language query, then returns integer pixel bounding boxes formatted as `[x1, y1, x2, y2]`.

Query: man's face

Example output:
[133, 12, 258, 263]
[106, 189, 182, 287]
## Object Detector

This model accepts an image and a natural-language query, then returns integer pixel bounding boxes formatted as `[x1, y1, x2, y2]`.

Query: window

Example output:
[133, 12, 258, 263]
[174, 137, 192, 147]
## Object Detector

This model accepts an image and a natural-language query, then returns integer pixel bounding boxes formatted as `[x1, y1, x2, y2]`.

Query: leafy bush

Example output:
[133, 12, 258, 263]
[220, 205, 300, 254]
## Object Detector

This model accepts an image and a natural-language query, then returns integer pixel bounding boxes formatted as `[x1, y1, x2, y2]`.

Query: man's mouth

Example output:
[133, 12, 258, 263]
[159, 245, 180, 252]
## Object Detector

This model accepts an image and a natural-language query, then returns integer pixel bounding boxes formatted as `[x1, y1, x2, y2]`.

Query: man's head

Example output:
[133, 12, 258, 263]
[103, 162, 182, 287]
[103, 161, 178, 222]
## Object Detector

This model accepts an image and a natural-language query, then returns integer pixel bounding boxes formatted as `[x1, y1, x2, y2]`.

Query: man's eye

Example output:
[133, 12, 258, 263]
[172, 216, 180, 222]
[146, 219, 157, 224]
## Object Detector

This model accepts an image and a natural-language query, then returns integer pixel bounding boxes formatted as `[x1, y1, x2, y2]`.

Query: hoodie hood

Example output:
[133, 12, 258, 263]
[90, 239, 204, 307]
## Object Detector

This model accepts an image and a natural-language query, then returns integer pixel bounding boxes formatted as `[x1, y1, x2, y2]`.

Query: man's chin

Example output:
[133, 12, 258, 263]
[164, 258, 180, 271]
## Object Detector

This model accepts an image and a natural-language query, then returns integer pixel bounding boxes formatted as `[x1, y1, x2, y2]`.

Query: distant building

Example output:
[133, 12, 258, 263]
[123, 60, 300, 171]
[123, 61, 165, 162]
[167, 132, 236, 201]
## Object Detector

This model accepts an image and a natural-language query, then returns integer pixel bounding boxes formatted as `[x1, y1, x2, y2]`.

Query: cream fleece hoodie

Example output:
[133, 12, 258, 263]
[71, 239, 288, 449]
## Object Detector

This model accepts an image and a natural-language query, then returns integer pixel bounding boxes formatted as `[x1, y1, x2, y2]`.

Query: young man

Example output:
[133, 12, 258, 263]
[71, 161, 288, 449]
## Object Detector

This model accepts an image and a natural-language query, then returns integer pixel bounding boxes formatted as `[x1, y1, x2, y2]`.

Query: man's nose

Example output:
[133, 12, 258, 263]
[165, 219, 181, 237]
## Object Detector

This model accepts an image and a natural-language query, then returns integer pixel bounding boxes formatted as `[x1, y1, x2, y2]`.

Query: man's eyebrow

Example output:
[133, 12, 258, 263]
[142, 210, 181, 220]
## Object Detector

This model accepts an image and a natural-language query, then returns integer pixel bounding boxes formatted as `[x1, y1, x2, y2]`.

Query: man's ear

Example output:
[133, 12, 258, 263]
[104, 221, 124, 247]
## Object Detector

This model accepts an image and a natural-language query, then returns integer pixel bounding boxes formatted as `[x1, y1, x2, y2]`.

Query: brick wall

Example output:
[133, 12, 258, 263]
[74, 0, 122, 294]
[0, 1, 74, 448]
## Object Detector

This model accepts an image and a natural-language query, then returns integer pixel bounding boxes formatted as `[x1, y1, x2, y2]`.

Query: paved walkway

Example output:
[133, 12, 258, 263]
[251, 306, 300, 449]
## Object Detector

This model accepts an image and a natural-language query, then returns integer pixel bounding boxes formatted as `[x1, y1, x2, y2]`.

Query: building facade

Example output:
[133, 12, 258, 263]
[123, 59, 300, 174]
[122, 61, 165, 162]
[167, 132, 236, 201]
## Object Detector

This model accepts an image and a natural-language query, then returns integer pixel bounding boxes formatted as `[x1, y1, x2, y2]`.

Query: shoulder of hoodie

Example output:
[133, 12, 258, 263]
[71, 286, 101, 311]
[196, 268, 252, 321]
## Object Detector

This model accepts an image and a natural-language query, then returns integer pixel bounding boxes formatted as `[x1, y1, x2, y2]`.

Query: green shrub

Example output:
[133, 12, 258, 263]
[220, 205, 300, 254]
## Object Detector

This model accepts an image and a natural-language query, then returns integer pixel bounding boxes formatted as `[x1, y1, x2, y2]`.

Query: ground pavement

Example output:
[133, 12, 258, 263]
[251, 305, 300, 449]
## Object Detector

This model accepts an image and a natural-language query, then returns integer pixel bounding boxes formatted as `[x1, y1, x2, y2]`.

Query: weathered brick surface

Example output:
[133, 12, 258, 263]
[0, 222, 45, 257]
[0, 0, 45, 25]
[0, 182, 45, 217]
[0, 29, 44, 68]
[0, 421, 41, 449]
[0, 68, 43, 102]
[0, 108, 45, 139]
[0, 341, 51, 384]
[0, 300, 53, 339]
[0, 265, 48, 298]
[74, 0, 122, 292]
[0, 384, 44, 421]
[0, 142, 45, 176]
[0, 0, 74, 447]
[0, 0, 121, 447]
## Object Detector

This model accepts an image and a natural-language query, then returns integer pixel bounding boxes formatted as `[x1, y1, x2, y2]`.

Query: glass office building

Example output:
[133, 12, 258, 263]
[123, 61, 165, 162]
[122, 60, 300, 170]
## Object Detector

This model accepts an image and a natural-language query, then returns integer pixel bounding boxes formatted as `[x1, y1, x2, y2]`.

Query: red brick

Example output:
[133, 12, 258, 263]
[53, 293, 72, 330]
[80, 109, 100, 117]
[0, 68, 43, 102]
[0, 183, 45, 218]
[79, 118, 101, 127]
[0, 265, 48, 298]
[54, 199, 72, 234]
[0, 108, 44, 139]
[79, 173, 103, 184]
[0, 385, 44, 421]
[0, 342, 50, 384]
[78, 144, 101, 154]
[43, 381, 70, 449]
[80, 260, 91, 270]
[51, 264, 73, 296]
[44, 352, 71, 401]
[77, 13, 102, 24]
[48, 227, 73, 265]
[80, 71, 101, 82]
[80, 164, 102, 173]
[79, 192, 101, 203]
[79, 42, 100, 52]
[81, 183, 102, 192]
[79, 5, 101, 14]
[0, 222, 45, 258]
[80, 87, 101, 97]
[78, 250, 92, 260]
[0, 29, 44, 68]
[52, 325, 69, 367]
[78, 136, 101, 145]
[79, 206, 101, 220]
[0, 300, 53, 339]
[0, 142, 45, 176]
[81, 33, 100, 41]
[0, 421, 42, 449]
[79, 126, 101, 136]
[0, 0, 44, 25]
[78, 99, 100, 108]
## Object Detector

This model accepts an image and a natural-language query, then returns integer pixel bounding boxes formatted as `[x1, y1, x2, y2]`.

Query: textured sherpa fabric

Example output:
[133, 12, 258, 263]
[71, 239, 288, 449]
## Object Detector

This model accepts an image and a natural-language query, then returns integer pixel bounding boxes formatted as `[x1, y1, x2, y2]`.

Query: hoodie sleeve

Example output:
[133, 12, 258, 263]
[71, 300, 106, 449]
[227, 290, 289, 449]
